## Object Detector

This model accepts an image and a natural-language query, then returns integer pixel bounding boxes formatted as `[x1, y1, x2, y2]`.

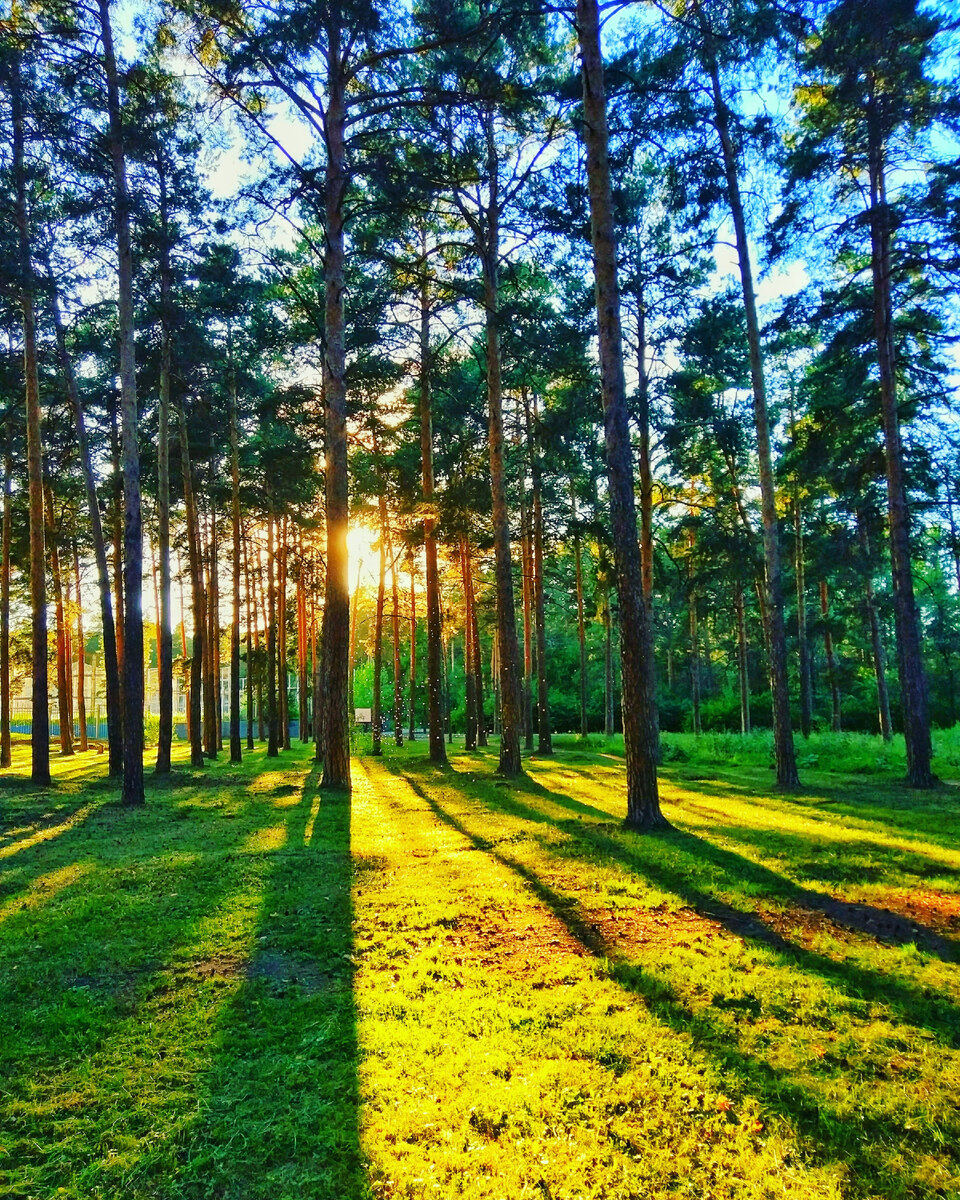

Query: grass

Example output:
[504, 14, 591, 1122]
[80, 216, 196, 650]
[0, 734, 958, 1199]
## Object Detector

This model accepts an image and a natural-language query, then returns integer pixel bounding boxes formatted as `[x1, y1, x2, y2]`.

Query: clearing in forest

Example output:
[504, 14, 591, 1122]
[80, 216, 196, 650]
[0, 738, 958, 1199]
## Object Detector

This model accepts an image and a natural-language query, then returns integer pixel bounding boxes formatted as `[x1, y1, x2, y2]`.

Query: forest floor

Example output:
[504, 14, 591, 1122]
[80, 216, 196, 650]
[0, 735, 958, 1200]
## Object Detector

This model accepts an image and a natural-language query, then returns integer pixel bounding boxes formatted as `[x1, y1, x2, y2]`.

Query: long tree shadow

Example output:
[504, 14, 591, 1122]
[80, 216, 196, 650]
[174, 763, 364, 1200]
[497, 764, 960, 967]
[385, 756, 960, 1039]
[391, 763, 958, 1197]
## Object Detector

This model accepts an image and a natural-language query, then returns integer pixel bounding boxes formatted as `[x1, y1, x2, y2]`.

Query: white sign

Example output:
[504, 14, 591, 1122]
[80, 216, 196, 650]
[354, 708, 372, 723]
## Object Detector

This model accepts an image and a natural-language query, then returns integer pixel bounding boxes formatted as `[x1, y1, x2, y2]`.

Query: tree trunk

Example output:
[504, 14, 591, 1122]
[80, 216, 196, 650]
[465, 540, 487, 746]
[418, 264, 448, 765]
[526, 394, 552, 755]
[408, 555, 417, 740]
[571, 486, 588, 739]
[868, 117, 934, 786]
[46, 273, 122, 774]
[481, 114, 523, 776]
[735, 580, 750, 735]
[704, 34, 798, 790]
[10, 54, 50, 786]
[176, 401, 205, 768]
[267, 515, 279, 757]
[229, 368, 242, 763]
[689, 588, 701, 736]
[819, 578, 841, 732]
[577, 0, 665, 827]
[319, 31, 350, 790]
[100, 0, 144, 805]
[279, 516, 290, 750]
[604, 595, 614, 737]
[794, 493, 813, 739]
[857, 516, 893, 742]
[73, 547, 88, 752]
[460, 537, 477, 750]
[372, 485, 388, 756]
[202, 511, 217, 758]
[155, 174, 173, 776]
[386, 519, 403, 746]
[45, 487, 74, 755]
[520, 494, 534, 751]
[297, 532, 308, 744]
[0, 453, 11, 767]
[244, 532, 255, 751]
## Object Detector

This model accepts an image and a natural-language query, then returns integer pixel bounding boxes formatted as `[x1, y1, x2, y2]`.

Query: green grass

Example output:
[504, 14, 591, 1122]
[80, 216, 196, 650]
[1, 735, 958, 1198]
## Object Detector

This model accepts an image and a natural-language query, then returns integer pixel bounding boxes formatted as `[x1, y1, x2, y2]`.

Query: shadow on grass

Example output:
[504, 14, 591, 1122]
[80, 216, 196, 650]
[386, 758, 957, 1195]
[174, 764, 364, 1200]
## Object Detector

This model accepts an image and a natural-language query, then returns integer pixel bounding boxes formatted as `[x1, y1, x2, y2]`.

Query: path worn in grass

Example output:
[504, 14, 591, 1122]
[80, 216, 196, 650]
[1, 738, 958, 1198]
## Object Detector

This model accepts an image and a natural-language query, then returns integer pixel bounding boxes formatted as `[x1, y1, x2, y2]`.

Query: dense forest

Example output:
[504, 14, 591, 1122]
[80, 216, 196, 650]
[0, 0, 958, 817]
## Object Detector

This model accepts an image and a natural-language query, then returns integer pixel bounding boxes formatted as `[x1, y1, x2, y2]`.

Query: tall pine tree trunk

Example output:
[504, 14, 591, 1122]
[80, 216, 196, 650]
[73, 546, 88, 752]
[868, 121, 934, 786]
[704, 36, 798, 789]
[577, 0, 665, 826]
[267, 515, 279, 757]
[47, 273, 122, 774]
[320, 31, 350, 789]
[386, 520, 403, 746]
[45, 487, 73, 755]
[408, 555, 417, 740]
[520, 495, 534, 751]
[372, 491, 387, 757]
[229, 369, 242, 763]
[1, 453, 11, 767]
[10, 54, 50, 786]
[481, 117, 523, 776]
[100, 0, 144, 805]
[571, 486, 588, 739]
[244, 532, 255, 751]
[177, 402, 205, 768]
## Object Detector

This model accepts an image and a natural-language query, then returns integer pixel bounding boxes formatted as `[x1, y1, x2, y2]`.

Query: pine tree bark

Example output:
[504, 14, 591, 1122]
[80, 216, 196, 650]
[386, 519, 404, 746]
[46, 274, 122, 774]
[229, 368, 242, 763]
[319, 30, 351, 790]
[100, 0, 145, 805]
[10, 54, 50, 786]
[480, 124, 523, 775]
[417, 258, 447, 764]
[571, 486, 589, 739]
[73, 547, 88, 752]
[703, 34, 799, 790]
[1, 453, 11, 767]
[460, 537, 477, 750]
[176, 401, 205, 768]
[45, 487, 73, 755]
[267, 515, 279, 757]
[735, 579, 751, 735]
[520, 495, 534, 751]
[408, 555, 417, 740]
[867, 114, 934, 786]
[577, 0, 665, 827]
[819, 579, 841, 732]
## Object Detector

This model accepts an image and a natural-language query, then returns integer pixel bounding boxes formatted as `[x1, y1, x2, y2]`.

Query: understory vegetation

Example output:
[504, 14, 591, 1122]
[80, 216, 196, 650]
[2, 737, 958, 1200]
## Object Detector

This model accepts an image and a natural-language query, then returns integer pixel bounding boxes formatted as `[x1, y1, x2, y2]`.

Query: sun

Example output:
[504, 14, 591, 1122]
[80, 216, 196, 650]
[346, 523, 380, 592]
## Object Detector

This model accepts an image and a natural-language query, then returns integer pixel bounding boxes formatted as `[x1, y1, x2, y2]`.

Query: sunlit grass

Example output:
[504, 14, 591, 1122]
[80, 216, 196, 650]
[1, 734, 958, 1198]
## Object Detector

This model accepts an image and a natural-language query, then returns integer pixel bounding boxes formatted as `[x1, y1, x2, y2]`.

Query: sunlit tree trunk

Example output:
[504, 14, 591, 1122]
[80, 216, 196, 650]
[45, 487, 73, 756]
[243, 532, 255, 751]
[702, 32, 798, 790]
[267, 515, 279, 757]
[279, 516, 290, 750]
[1, 453, 11, 767]
[481, 111, 523, 776]
[319, 28, 351, 790]
[520, 494, 534, 751]
[229, 367, 242, 763]
[47, 275, 122, 774]
[10, 54, 50, 786]
[819, 579, 841, 732]
[100, 0, 145, 805]
[867, 116, 934, 786]
[460, 536, 477, 750]
[571, 485, 588, 739]
[577, 0, 665, 826]
[385, 519, 403, 746]
[408, 554, 417, 740]
[372, 490, 387, 757]
[73, 546, 88, 753]
[735, 580, 750, 735]
[177, 401, 205, 768]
